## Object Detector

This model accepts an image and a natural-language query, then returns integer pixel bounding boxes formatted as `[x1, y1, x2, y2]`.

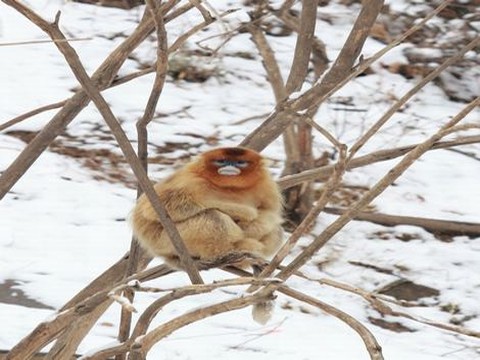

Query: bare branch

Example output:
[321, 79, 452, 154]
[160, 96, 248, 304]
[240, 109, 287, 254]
[130, 293, 265, 358]
[319, 278, 480, 339]
[0, 36, 91, 47]
[284, 0, 317, 93]
[117, 0, 171, 353]
[301, 115, 343, 149]
[246, 11, 300, 170]
[273, 8, 329, 79]
[324, 207, 480, 237]
[137, 0, 169, 167]
[279, 286, 384, 360]
[188, 0, 213, 22]
[277, 135, 480, 190]
[247, 21, 286, 101]
[0, 100, 67, 132]
[348, 35, 480, 160]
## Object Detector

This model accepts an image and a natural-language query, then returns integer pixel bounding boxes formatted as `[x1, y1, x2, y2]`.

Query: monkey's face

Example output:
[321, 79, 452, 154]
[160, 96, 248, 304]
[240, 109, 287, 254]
[197, 147, 264, 189]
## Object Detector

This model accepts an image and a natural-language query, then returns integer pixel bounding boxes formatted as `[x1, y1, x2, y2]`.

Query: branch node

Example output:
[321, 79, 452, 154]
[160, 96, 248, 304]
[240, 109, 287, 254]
[54, 10, 61, 27]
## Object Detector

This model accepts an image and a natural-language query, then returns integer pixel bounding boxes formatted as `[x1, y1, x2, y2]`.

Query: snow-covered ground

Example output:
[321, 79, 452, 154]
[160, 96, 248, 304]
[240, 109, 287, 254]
[1, 1, 479, 359]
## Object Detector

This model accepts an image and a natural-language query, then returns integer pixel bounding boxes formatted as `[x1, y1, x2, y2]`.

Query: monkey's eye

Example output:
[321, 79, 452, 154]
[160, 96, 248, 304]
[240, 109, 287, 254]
[212, 159, 249, 168]
[212, 159, 228, 167]
[235, 160, 249, 168]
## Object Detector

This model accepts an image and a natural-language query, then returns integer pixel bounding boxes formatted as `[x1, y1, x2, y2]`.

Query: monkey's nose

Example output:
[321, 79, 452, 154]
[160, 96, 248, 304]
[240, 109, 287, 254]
[217, 165, 241, 176]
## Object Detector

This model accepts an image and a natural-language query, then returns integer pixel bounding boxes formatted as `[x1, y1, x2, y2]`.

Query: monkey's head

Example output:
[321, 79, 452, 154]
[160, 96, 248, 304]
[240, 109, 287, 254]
[191, 147, 267, 189]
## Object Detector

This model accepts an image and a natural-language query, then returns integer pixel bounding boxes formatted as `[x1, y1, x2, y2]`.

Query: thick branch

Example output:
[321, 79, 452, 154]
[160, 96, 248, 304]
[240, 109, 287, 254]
[324, 207, 480, 237]
[117, 1, 171, 353]
[284, 0, 317, 93]
[247, 22, 286, 101]
[129, 294, 264, 358]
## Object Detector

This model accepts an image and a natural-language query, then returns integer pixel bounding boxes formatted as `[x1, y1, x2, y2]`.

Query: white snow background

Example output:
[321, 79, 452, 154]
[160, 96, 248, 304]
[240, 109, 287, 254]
[0, 0, 479, 359]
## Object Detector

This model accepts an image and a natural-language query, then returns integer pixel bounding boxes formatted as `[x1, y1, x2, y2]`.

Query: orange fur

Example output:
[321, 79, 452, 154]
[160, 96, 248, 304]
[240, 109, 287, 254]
[130, 147, 284, 267]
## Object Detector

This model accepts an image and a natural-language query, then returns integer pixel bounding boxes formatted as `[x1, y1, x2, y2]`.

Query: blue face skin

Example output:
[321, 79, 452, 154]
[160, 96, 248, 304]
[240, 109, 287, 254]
[212, 159, 249, 169]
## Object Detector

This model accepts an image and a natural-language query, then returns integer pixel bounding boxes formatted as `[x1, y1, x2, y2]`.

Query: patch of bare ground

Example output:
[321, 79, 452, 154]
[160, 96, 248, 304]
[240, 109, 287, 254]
[368, 317, 415, 333]
[0, 279, 53, 310]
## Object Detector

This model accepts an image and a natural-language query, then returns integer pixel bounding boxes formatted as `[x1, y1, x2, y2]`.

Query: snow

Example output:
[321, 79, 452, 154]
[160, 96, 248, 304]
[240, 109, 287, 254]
[1, 1, 479, 359]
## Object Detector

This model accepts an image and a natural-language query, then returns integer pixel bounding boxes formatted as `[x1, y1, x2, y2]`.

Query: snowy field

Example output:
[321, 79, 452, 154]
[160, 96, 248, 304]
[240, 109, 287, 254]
[0, 1, 479, 359]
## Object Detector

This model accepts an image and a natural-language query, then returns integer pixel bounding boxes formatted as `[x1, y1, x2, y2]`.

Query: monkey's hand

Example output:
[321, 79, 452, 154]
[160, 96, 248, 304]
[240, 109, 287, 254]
[239, 210, 282, 238]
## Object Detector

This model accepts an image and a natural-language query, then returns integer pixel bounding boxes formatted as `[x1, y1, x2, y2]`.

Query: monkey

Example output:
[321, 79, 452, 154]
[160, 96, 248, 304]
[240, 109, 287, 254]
[130, 147, 284, 324]
[131, 146, 284, 266]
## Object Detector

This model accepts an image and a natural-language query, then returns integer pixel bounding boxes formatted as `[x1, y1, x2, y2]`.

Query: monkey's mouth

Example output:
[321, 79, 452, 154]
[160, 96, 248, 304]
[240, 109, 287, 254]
[217, 166, 241, 176]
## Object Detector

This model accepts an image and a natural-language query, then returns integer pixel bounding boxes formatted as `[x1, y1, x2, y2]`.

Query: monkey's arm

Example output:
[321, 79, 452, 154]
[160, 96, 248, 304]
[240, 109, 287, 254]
[135, 186, 207, 223]
[203, 200, 258, 222]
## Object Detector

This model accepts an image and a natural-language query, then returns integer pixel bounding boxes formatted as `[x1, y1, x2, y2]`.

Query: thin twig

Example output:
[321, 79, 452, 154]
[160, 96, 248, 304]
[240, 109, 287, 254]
[188, 0, 213, 22]
[170, 8, 238, 53]
[347, 35, 480, 160]
[0, 100, 67, 132]
[318, 278, 480, 339]
[130, 293, 266, 359]
[0, 37, 92, 46]
[277, 135, 480, 190]
[108, 277, 282, 315]
[301, 115, 343, 149]
[279, 286, 384, 360]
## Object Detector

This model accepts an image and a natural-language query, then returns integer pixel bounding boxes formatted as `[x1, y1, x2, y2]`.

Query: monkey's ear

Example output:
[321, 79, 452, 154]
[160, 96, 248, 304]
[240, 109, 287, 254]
[190, 154, 202, 162]
[260, 158, 274, 167]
